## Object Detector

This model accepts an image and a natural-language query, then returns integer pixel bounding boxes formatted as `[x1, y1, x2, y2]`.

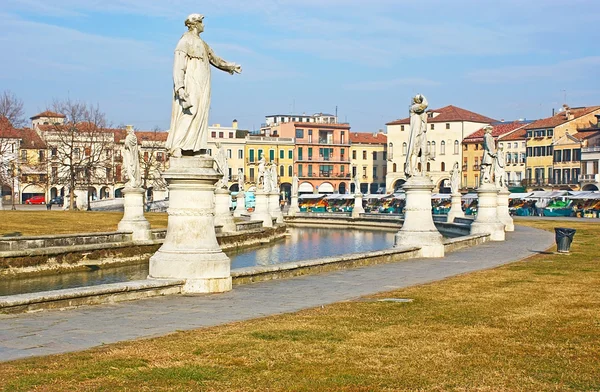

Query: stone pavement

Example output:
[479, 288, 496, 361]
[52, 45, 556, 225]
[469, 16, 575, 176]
[0, 225, 555, 363]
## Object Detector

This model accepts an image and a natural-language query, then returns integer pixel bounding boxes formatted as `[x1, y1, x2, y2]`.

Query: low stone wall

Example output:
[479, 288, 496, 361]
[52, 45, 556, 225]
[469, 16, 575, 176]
[231, 246, 420, 285]
[0, 231, 132, 254]
[444, 233, 489, 253]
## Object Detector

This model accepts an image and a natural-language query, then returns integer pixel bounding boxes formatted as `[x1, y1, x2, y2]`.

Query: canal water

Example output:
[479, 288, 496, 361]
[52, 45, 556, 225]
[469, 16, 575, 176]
[0, 227, 396, 297]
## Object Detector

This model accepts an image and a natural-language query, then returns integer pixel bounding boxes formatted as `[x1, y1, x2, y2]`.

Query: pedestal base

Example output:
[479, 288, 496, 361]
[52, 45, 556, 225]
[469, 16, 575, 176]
[214, 188, 236, 232]
[250, 190, 273, 227]
[447, 193, 465, 223]
[352, 194, 365, 218]
[269, 192, 284, 224]
[148, 156, 231, 293]
[117, 187, 152, 242]
[497, 188, 514, 232]
[233, 192, 246, 217]
[288, 195, 300, 216]
[394, 176, 444, 258]
[471, 183, 505, 241]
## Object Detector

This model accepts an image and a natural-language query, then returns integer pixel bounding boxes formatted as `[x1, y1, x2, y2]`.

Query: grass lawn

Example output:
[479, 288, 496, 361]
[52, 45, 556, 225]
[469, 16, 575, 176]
[0, 211, 168, 236]
[0, 220, 599, 391]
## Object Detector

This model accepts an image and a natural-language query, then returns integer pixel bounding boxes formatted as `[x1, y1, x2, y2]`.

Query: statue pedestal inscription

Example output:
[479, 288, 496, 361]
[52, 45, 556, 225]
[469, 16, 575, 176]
[470, 183, 505, 241]
[214, 188, 236, 232]
[250, 190, 273, 227]
[149, 156, 231, 293]
[496, 188, 514, 232]
[288, 195, 300, 216]
[351, 194, 365, 218]
[394, 176, 444, 258]
[233, 191, 246, 218]
[117, 187, 152, 242]
[269, 192, 284, 224]
[447, 192, 465, 223]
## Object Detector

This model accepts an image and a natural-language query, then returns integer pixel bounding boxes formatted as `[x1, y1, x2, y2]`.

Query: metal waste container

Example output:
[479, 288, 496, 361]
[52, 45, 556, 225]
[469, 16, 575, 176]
[554, 228, 576, 253]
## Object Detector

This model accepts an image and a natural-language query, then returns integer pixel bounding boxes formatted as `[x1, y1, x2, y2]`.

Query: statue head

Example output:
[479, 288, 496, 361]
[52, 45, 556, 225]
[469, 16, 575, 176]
[484, 125, 493, 134]
[126, 125, 134, 135]
[185, 14, 205, 33]
[412, 94, 423, 104]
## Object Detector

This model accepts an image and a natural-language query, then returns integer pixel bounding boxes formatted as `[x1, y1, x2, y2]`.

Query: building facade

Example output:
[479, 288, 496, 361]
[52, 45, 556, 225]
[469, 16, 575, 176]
[244, 135, 294, 195]
[349, 131, 387, 194]
[386, 105, 496, 192]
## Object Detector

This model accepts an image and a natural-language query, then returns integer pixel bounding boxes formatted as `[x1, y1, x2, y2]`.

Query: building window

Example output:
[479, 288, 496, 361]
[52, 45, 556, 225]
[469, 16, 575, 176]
[431, 141, 436, 156]
[373, 166, 377, 179]
[441, 162, 445, 171]
[430, 124, 435, 130]
[288, 165, 292, 177]
[298, 165, 302, 176]
[280, 165, 284, 177]
[258, 149, 263, 160]
[238, 149, 243, 159]
[211, 131, 216, 138]
[393, 163, 397, 172]
[440, 141, 446, 155]
[402, 142, 407, 155]
[279, 150, 284, 159]
[352, 166, 357, 177]
[446, 123, 450, 130]
[352, 150, 356, 160]
[229, 132, 234, 138]
[341, 131, 345, 144]
[227, 149, 232, 159]
[362, 150, 367, 159]
[249, 168, 255, 181]
[157, 152, 164, 162]
[218, 132, 224, 138]
[298, 147, 303, 160]
[362, 166, 367, 177]
[401, 125, 405, 131]
[296, 129, 304, 138]
[372, 151, 377, 160]
[308, 129, 312, 143]
[269, 149, 275, 161]
[308, 165, 313, 176]
[454, 140, 459, 154]
[249, 149, 255, 162]
[288, 150, 293, 159]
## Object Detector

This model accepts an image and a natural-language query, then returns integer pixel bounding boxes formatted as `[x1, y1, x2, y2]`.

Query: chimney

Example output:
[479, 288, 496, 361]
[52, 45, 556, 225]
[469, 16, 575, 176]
[232, 119, 238, 129]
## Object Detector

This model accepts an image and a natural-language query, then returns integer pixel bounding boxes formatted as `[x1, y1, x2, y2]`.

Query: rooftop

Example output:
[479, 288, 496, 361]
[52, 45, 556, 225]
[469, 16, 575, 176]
[524, 106, 600, 130]
[463, 121, 529, 143]
[349, 132, 387, 144]
[30, 111, 66, 120]
[386, 105, 497, 126]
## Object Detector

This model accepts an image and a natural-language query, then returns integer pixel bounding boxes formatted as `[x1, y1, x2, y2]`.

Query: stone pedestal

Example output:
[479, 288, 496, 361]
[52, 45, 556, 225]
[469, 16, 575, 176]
[394, 176, 445, 258]
[470, 183, 505, 241]
[351, 193, 365, 218]
[214, 188, 236, 232]
[288, 195, 300, 216]
[117, 187, 152, 242]
[447, 193, 465, 223]
[269, 192, 284, 224]
[233, 191, 246, 217]
[250, 190, 273, 227]
[149, 156, 231, 293]
[497, 188, 514, 232]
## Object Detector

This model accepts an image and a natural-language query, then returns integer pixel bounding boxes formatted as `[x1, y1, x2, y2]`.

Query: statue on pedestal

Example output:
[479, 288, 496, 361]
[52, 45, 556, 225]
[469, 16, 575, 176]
[449, 161, 460, 194]
[237, 168, 244, 191]
[270, 163, 278, 192]
[165, 13, 242, 157]
[292, 175, 299, 197]
[494, 144, 507, 189]
[263, 163, 272, 193]
[123, 125, 142, 188]
[214, 142, 229, 188]
[480, 125, 496, 186]
[405, 94, 431, 178]
[353, 174, 361, 195]
[257, 156, 266, 188]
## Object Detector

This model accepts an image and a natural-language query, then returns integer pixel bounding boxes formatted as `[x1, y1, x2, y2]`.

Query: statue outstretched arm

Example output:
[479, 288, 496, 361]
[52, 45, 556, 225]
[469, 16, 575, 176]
[206, 44, 242, 74]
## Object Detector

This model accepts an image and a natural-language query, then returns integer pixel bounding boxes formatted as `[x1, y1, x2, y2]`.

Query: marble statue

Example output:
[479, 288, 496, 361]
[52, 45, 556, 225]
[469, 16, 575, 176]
[405, 94, 431, 177]
[353, 174, 361, 195]
[257, 156, 266, 188]
[494, 144, 507, 189]
[270, 162, 278, 192]
[449, 162, 460, 194]
[123, 125, 142, 188]
[263, 163, 272, 193]
[214, 142, 229, 188]
[480, 125, 496, 186]
[165, 13, 242, 157]
[292, 175, 299, 197]
[237, 168, 244, 191]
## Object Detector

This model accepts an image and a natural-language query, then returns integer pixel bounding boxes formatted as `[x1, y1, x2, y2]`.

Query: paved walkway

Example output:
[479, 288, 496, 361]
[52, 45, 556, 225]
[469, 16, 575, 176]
[0, 225, 554, 363]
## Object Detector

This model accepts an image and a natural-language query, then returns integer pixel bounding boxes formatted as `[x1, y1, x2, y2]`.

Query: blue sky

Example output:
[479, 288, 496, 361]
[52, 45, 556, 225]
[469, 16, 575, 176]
[1, 0, 599, 132]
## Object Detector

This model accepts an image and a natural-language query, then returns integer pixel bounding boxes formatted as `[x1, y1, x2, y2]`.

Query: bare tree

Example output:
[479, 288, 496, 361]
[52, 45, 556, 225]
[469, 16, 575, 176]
[136, 127, 168, 203]
[0, 117, 21, 209]
[0, 91, 26, 128]
[43, 99, 114, 210]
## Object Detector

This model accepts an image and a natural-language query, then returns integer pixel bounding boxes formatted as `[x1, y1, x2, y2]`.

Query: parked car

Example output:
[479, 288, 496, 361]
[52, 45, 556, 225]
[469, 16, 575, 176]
[25, 195, 46, 205]
[50, 196, 64, 206]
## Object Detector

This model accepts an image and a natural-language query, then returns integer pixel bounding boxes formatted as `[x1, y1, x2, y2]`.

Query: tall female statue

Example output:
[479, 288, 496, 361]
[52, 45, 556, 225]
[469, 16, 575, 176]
[165, 14, 242, 157]
[270, 163, 278, 192]
[480, 125, 496, 185]
[449, 162, 460, 194]
[237, 168, 244, 191]
[292, 175, 299, 197]
[123, 125, 142, 188]
[405, 94, 430, 177]
[214, 142, 229, 188]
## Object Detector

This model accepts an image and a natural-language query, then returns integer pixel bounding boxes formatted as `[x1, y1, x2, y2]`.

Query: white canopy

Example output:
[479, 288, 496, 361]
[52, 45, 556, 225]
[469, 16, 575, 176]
[299, 194, 324, 199]
[298, 182, 314, 193]
[525, 191, 568, 199]
[317, 182, 334, 193]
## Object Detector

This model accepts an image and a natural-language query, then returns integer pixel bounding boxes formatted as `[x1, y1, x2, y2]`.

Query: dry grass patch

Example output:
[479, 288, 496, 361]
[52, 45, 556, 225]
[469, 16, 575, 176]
[0, 211, 167, 236]
[0, 220, 599, 391]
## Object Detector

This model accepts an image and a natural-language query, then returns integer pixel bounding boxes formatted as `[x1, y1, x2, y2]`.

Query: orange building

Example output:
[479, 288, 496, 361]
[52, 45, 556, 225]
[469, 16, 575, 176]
[278, 122, 351, 194]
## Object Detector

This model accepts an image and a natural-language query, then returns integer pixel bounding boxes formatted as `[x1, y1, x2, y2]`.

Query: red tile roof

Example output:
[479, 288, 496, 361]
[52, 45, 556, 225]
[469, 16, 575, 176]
[498, 127, 527, 141]
[19, 128, 47, 149]
[386, 105, 497, 126]
[524, 106, 600, 130]
[30, 110, 66, 119]
[0, 116, 20, 138]
[573, 130, 600, 141]
[463, 121, 528, 144]
[349, 132, 387, 144]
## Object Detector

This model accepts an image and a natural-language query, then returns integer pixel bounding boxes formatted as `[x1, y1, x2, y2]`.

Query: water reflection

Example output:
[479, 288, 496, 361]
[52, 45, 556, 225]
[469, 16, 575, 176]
[0, 228, 395, 297]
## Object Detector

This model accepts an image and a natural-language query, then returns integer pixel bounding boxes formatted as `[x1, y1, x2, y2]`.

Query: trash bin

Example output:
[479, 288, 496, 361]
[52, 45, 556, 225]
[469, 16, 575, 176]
[554, 227, 576, 253]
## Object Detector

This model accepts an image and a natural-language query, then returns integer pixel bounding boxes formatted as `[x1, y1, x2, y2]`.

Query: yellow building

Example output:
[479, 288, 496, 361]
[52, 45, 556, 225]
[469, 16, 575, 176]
[461, 122, 528, 190]
[525, 105, 600, 189]
[349, 131, 387, 194]
[551, 132, 582, 190]
[244, 135, 295, 196]
[19, 128, 49, 203]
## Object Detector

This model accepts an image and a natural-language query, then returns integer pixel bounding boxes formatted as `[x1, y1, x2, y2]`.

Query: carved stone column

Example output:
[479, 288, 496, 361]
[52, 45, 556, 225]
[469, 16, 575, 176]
[394, 176, 444, 257]
[117, 187, 152, 242]
[447, 193, 465, 223]
[496, 188, 514, 232]
[470, 183, 505, 241]
[233, 191, 246, 218]
[214, 188, 236, 232]
[250, 190, 273, 227]
[351, 193, 365, 218]
[149, 156, 231, 293]
[288, 195, 300, 216]
[269, 191, 284, 224]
